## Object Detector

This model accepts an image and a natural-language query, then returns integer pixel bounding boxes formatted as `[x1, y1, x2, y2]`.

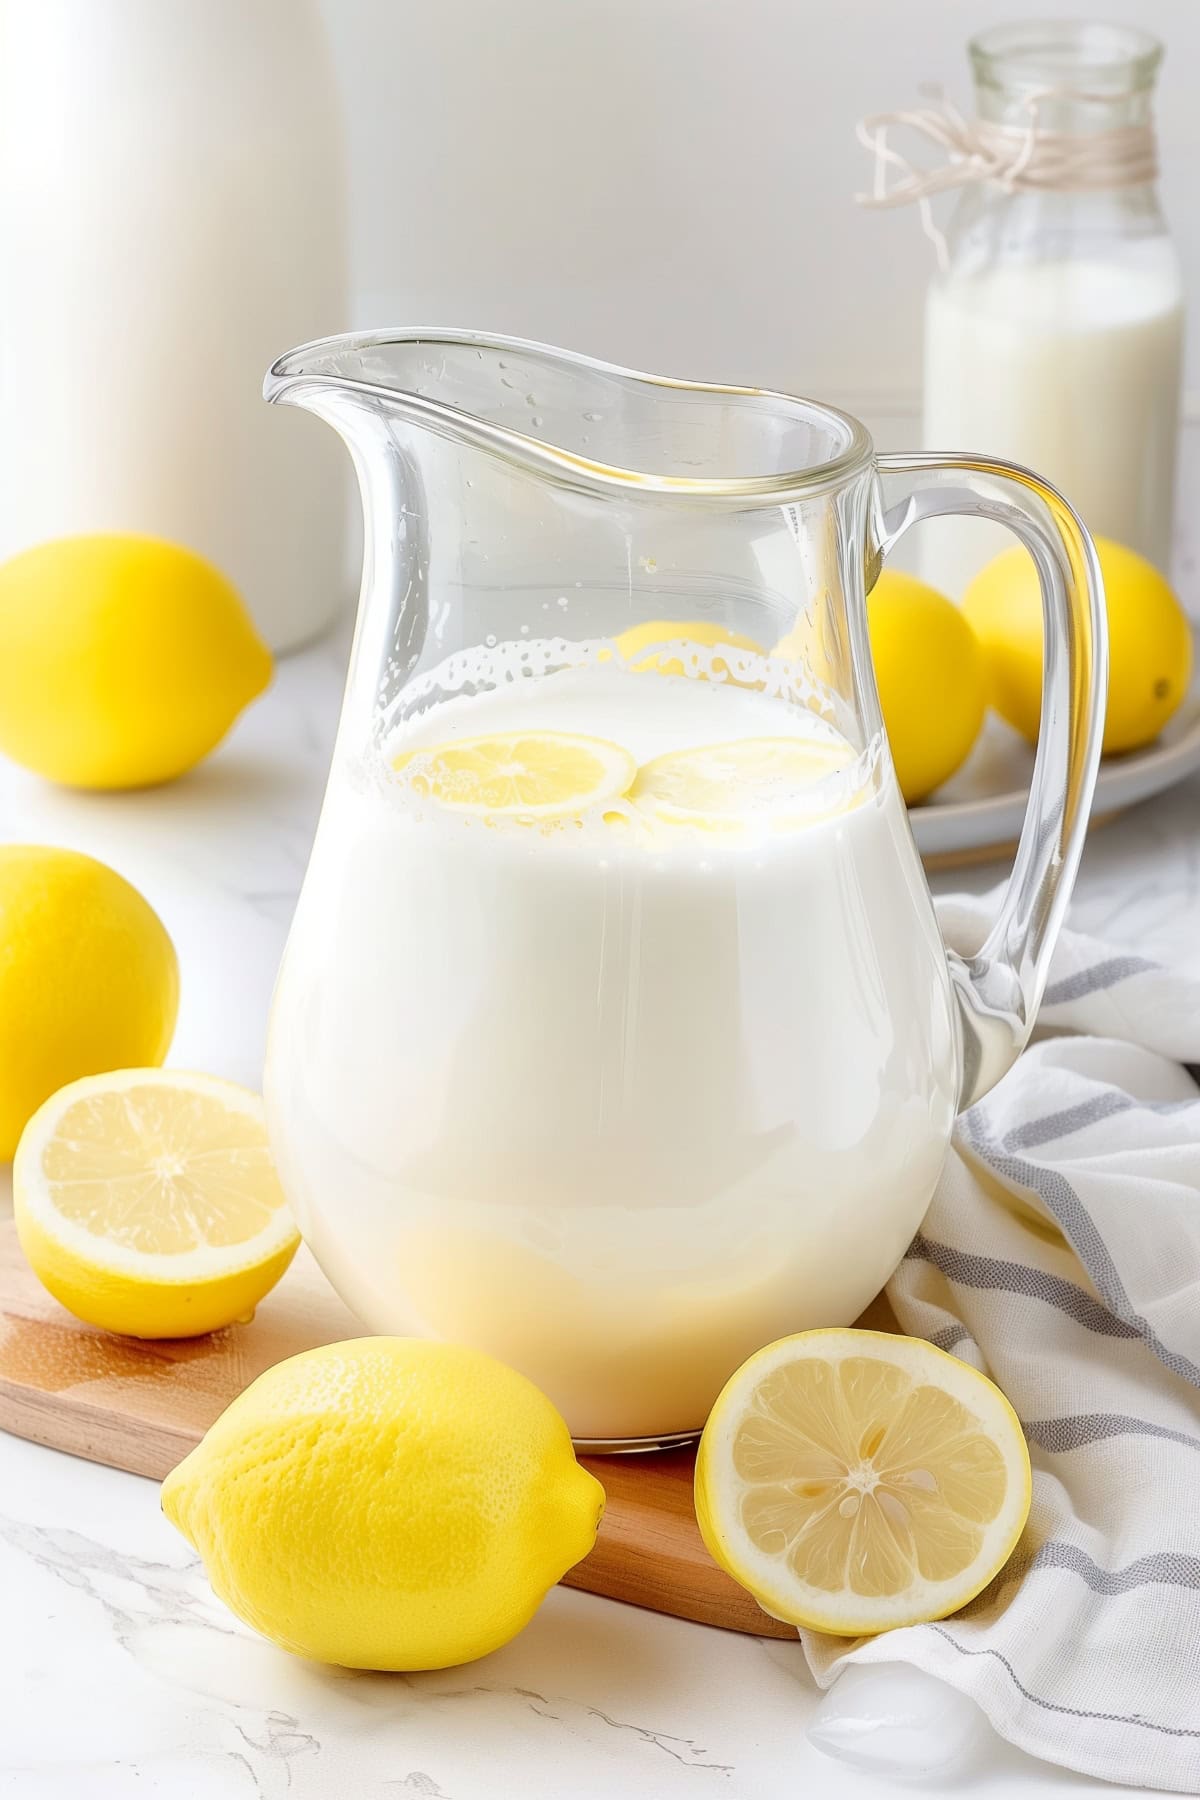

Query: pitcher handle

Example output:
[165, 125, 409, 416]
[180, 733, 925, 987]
[872, 453, 1108, 1109]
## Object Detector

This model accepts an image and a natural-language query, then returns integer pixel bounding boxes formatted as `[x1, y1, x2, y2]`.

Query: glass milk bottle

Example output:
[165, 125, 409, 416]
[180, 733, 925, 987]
[921, 21, 1183, 599]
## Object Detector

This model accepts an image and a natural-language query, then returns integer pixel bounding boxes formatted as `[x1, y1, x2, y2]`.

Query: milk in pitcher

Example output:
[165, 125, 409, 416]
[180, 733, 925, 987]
[266, 645, 958, 1441]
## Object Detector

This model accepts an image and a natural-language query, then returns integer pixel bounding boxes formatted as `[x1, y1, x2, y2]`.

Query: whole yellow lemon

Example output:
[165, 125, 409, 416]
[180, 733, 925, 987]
[0, 847, 178, 1158]
[162, 1337, 605, 1670]
[0, 534, 272, 787]
[866, 570, 986, 803]
[963, 537, 1193, 755]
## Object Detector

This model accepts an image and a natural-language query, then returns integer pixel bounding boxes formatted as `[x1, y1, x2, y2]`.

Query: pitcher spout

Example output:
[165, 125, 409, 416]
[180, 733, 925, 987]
[261, 327, 882, 762]
[264, 327, 871, 503]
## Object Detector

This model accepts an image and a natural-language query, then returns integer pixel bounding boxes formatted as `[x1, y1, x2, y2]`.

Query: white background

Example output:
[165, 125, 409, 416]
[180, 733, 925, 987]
[317, 0, 1200, 408]
[316, 0, 1200, 602]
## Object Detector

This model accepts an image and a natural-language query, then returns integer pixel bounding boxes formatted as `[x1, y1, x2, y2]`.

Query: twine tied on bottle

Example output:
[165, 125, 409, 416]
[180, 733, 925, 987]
[855, 88, 1159, 269]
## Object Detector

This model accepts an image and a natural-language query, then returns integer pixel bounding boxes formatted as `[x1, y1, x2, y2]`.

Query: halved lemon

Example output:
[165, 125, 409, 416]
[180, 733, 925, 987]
[632, 736, 857, 828]
[695, 1329, 1032, 1636]
[13, 1069, 300, 1338]
[394, 730, 636, 820]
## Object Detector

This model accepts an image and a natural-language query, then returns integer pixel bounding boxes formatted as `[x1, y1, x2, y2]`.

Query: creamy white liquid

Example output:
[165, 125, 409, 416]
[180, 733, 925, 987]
[922, 260, 1184, 597]
[265, 657, 958, 1440]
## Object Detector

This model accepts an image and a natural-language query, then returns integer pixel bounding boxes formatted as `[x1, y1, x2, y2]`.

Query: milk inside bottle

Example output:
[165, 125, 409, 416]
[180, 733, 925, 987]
[906, 22, 1184, 596]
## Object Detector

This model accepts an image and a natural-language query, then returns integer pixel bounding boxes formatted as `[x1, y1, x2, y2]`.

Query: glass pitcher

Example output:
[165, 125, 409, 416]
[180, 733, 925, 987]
[262, 329, 1105, 1448]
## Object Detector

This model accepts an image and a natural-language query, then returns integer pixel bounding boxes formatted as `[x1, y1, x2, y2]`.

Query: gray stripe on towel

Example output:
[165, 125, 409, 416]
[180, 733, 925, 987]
[1005, 1090, 1200, 1150]
[927, 1627, 1200, 1739]
[906, 1235, 1141, 1341]
[1022, 1540, 1200, 1595]
[1025, 1412, 1200, 1457]
[959, 1113, 1200, 1390]
[1041, 955, 1157, 1006]
[927, 1322, 978, 1355]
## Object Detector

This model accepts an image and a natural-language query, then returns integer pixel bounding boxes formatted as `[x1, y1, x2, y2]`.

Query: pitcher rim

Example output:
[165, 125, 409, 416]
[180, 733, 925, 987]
[264, 326, 875, 503]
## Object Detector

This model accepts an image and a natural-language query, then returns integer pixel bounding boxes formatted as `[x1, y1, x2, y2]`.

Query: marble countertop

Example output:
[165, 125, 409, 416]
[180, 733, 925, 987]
[1, 628, 1193, 1799]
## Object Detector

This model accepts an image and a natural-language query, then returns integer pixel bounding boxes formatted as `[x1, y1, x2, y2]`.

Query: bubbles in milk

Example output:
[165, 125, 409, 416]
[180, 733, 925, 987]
[381, 631, 826, 722]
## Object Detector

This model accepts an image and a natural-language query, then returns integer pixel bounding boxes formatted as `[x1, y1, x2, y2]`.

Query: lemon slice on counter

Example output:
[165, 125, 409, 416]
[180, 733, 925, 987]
[632, 736, 858, 828]
[695, 1329, 1032, 1636]
[394, 730, 636, 819]
[14, 1069, 299, 1338]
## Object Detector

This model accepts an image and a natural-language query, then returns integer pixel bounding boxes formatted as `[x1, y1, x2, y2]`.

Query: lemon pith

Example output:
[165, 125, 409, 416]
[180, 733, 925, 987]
[14, 1069, 299, 1338]
[162, 1337, 606, 1670]
[695, 1329, 1032, 1635]
[394, 729, 636, 818]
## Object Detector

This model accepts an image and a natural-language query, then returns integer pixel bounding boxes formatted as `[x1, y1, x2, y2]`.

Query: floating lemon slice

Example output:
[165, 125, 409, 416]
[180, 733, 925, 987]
[632, 736, 857, 828]
[695, 1329, 1032, 1636]
[395, 730, 636, 820]
[14, 1069, 299, 1338]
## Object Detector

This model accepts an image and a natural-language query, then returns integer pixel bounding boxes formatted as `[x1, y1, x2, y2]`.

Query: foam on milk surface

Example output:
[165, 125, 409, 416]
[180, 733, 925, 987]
[392, 659, 848, 765]
[266, 650, 959, 1440]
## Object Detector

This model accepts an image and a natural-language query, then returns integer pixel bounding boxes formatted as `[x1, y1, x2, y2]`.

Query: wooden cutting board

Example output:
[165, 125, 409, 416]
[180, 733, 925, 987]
[0, 1219, 796, 1640]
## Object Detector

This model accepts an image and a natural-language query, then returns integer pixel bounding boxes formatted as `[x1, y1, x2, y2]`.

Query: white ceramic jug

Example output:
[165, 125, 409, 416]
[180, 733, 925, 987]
[0, 0, 348, 650]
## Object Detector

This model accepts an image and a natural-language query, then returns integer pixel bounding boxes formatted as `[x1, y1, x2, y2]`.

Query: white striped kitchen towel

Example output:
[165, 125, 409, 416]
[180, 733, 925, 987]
[801, 897, 1200, 1793]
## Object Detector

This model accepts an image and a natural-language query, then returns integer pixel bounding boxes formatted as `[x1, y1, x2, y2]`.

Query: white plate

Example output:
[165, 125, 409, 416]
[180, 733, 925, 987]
[909, 685, 1200, 863]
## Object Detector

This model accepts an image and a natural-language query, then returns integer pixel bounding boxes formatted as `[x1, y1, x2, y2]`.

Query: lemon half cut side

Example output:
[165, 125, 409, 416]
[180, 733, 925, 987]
[695, 1329, 1032, 1636]
[14, 1068, 300, 1338]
